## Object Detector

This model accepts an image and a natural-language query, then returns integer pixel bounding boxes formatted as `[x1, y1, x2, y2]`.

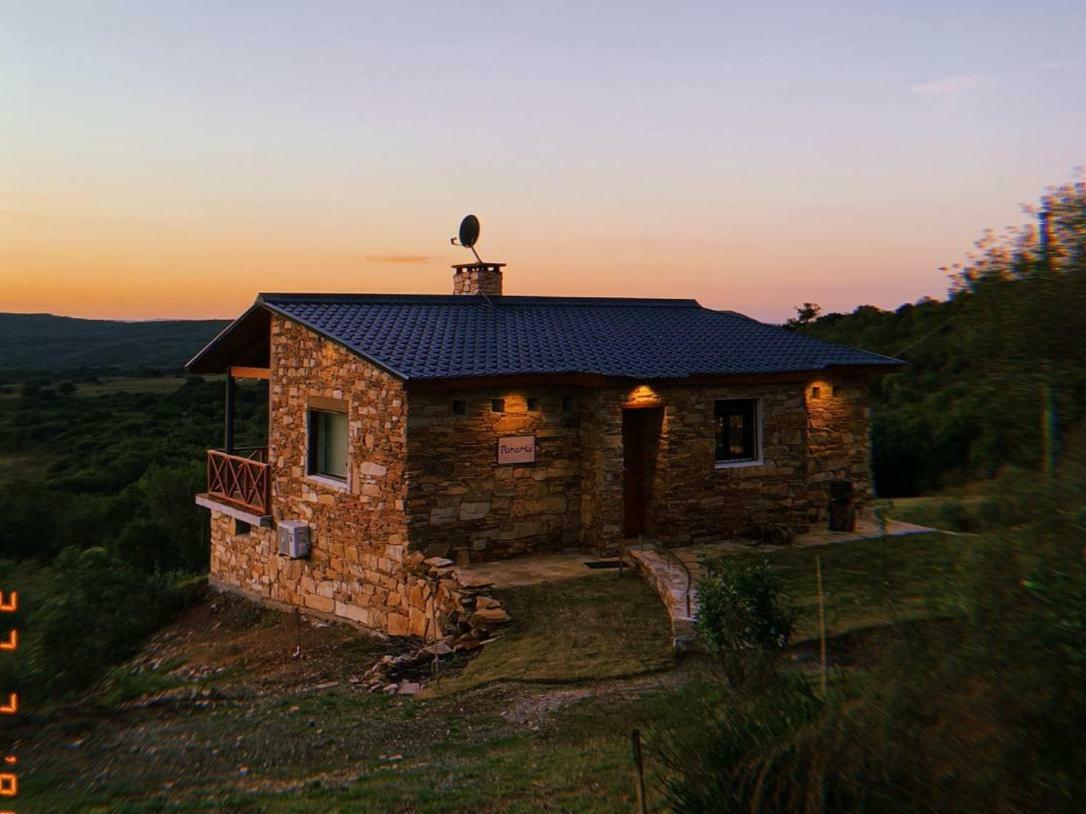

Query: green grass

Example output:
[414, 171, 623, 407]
[23, 720, 652, 814]
[434, 573, 674, 695]
[881, 495, 990, 531]
[723, 532, 968, 640]
[96, 662, 187, 706]
[74, 375, 189, 397]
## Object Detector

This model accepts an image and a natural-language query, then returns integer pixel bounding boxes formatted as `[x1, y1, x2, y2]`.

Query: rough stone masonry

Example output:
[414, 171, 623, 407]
[201, 262, 880, 640]
[207, 310, 872, 638]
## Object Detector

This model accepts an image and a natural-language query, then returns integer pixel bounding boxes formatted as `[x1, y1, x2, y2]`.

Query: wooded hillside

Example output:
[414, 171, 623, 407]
[0, 312, 229, 372]
[796, 176, 1086, 495]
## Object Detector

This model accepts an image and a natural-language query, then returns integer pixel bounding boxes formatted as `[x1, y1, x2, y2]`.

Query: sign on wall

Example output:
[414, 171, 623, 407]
[497, 435, 536, 465]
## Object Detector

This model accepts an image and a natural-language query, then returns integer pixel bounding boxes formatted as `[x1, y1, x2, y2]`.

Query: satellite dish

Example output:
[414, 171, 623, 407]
[451, 214, 483, 262]
[459, 214, 480, 248]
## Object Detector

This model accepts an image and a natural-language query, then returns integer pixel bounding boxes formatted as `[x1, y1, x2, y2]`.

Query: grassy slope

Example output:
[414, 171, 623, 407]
[717, 531, 965, 641]
[19, 535, 969, 812]
[20, 578, 676, 814]
[434, 573, 675, 695]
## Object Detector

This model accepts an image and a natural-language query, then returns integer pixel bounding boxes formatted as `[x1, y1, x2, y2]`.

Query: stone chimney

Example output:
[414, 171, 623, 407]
[452, 262, 505, 296]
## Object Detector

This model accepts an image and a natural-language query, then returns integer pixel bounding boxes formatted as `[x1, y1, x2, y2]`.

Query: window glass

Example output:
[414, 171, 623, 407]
[714, 399, 758, 462]
[309, 409, 348, 479]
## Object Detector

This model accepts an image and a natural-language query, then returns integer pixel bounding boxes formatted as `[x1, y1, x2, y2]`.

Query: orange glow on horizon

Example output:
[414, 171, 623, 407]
[1, 205, 953, 323]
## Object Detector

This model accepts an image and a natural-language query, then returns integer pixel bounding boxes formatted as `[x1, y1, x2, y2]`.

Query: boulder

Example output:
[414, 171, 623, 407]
[470, 607, 511, 629]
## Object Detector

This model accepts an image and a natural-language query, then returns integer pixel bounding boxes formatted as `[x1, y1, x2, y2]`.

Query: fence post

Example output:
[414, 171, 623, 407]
[631, 729, 647, 814]
[815, 555, 827, 696]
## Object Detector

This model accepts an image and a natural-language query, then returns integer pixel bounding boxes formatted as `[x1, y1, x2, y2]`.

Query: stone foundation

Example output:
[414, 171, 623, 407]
[209, 512, 506, 641]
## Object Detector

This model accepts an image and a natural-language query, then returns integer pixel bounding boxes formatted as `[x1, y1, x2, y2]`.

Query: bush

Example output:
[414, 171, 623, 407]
[696, 558, 796, 681]
[31, 547, 184, 696]
[653, 675, 827, 814]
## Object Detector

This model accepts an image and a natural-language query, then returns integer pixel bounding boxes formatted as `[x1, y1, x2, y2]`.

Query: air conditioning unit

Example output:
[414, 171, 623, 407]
[277, 521, 310, 559]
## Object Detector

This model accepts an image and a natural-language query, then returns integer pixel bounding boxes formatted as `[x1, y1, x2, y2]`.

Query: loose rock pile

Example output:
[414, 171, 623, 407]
[362, 556, 511, 695]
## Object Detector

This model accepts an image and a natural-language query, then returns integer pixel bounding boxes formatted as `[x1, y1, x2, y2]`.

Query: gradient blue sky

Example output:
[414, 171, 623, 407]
[3, 1, 1084, 321]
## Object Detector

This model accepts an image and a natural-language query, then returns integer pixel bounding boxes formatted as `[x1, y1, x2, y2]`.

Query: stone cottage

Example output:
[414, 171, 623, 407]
[187, 260, 901, 638]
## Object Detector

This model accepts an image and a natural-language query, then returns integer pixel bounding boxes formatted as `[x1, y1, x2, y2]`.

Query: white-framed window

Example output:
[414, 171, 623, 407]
[714, 398, 762, 466]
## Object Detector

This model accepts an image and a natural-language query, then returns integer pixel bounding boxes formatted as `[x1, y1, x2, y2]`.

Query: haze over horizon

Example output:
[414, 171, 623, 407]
[3, 2, 1084, 323]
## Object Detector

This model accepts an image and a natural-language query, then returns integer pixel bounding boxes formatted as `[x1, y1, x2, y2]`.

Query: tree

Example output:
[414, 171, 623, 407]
[786, 302, 822, 327]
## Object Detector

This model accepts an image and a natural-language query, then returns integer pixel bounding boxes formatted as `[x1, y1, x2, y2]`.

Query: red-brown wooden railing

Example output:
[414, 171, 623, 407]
[206, 447, 270, 515]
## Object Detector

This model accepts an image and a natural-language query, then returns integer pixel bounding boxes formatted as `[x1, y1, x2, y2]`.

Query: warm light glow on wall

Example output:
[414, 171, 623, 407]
[624, 385, 662, 408]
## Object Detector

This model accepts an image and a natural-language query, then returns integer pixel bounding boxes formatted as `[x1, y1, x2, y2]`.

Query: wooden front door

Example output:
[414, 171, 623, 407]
[622, 407, 662, 537]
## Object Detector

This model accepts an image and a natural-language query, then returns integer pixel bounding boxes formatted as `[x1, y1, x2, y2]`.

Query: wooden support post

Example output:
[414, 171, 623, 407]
[224, 375, 236, 454]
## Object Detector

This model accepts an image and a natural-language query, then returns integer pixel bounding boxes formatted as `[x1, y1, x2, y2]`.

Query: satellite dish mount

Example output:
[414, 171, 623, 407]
[451, 214, 483, 263]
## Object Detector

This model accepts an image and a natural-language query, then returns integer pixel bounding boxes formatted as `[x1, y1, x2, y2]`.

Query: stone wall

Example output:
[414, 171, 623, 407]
[209, 315, 411, 633]
[804, 376, 873, 522]
[209, 517, 506, 643]
[404, 389, 584, 563]
[578, 388, 626, 553]
[639, 382, 813, 545]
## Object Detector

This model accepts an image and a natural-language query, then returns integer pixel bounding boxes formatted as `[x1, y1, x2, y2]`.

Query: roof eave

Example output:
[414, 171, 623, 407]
[185, 301, 267, 374]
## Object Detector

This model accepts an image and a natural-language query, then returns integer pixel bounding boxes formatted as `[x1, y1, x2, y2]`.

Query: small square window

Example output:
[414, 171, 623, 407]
[234, 519, 251, 536]
[714, 399, 760, 463]
[810, 386, 821, 400]
[308, 408, 348, 480]
[526, 397, 540, 411]
[830, 385, 838, 397]
[451, 399, 466, 415]
[491, 398, 505, 413]
[561, 396, 574, 412]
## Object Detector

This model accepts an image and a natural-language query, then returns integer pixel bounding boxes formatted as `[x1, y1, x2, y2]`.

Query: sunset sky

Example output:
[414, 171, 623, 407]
[3, 2, 1084, 323]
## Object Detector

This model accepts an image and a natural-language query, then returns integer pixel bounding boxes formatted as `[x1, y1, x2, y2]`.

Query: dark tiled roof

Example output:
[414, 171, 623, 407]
[254, 293, 902, 381]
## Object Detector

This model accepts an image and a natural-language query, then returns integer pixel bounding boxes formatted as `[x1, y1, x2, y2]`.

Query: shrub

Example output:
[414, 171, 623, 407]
[696, 558, 796, 681]
[32, 547, 183, 696]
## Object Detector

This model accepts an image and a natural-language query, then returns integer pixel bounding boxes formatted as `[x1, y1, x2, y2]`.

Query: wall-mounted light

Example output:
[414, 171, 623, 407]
[625, 384, 661, 408]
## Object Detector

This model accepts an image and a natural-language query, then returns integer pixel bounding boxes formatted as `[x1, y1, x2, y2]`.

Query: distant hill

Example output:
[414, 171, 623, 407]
[0, 312, 230, 373]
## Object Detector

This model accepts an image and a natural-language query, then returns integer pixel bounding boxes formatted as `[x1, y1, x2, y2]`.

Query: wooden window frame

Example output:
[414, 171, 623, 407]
[714, 398, 763, 468]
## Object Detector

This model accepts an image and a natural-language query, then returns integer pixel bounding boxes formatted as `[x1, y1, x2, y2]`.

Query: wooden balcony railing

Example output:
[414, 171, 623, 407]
[206, 447, 270, 516]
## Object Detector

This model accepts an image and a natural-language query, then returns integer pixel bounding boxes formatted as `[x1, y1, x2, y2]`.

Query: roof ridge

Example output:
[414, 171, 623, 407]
[258, 292, 702, 308]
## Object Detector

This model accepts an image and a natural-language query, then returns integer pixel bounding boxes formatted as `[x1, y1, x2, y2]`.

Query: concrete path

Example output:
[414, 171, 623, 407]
[457, 550, 624, 589]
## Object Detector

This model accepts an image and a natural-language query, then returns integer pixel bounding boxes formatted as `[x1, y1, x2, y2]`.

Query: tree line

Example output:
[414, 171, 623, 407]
[792, 175, 1086, 496]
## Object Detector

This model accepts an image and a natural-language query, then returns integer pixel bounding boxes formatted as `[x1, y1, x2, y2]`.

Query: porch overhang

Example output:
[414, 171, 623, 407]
[186, 303, 271, 375]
